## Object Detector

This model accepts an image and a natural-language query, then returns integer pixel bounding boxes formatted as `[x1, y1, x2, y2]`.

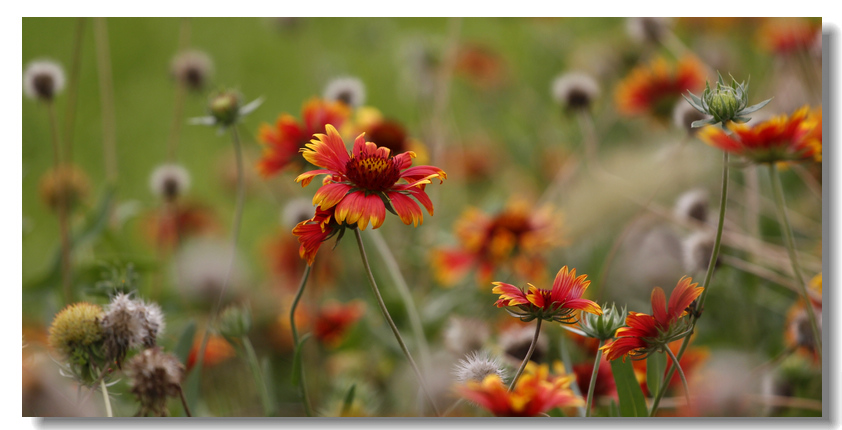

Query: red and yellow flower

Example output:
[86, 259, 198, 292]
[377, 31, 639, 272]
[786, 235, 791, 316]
[296, 124, 446, 231]
[342, 106, 429, 164]
[601, 276, 704, 361]
[615, 56, 706, 120]
[256, 98, 351, 177]
[432, 200, 563, 286]
[456, 361, 583, 417]
[805, 107, 822, 162]
[697, 106, 820, 163]
[493, 266, 602, 324]
[757, 18, 820, 55]
[292, 206, 345, 266]
[313, 300, 366, 347]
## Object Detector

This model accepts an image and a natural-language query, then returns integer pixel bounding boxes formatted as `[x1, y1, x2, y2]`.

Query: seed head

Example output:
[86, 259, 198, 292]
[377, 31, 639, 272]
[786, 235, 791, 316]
[453, 350, 507, 384]
[149, 163, 191, 201]
[100, 293, 166, 368]
[170, 50, 213, 91]
[674, 188, 709, 224]
[23, 59, 66, 101]
[218, 303, 252, 340]
[323, 76, 366, 108]
[682, 231, 719, 274]
[125, 347, 185, 417]
[47, 302, 106, 384]
[551, 72, 600, 111]
[39, 164, 91, 212]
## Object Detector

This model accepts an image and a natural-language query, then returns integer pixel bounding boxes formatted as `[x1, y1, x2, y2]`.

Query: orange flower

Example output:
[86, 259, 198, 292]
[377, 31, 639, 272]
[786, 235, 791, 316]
[615, 56, 706, 120]
[432, 200, 563, 286]
[186, 334, 235, 371]
[456, 361, 583, 417]
[757, 18, 820, 55]
[292, 206, 345, 266]
[313, 300, 365, 347]
[697, 106, 819, 163]
[256, 98, 350, 177]
[805, 107, 822, 162]
[601, 277, 703, 361]
[493, 266, 602, 323]
[295, 124, 446, 230]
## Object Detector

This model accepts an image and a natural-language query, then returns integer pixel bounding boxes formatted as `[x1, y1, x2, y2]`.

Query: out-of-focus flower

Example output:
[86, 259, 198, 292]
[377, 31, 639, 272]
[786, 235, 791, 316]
[256, 98, 350, 177]
[100, 293, 165, 368]
[292, 206, 346, 266]
[684, 72, 772, 126]
[342, 106, 429, 164]
[682, 231, 719, 274]
[633, 340, 709, 396]
[170, 50, 213, 92]
[626, 17, 672, 46]
[677, 351, 763, 417]
[455, 43, 506, 90]
[493, 266, 602, 323]
[218, 303, 252, 340]
[453, 350, 506, 384]
[296, 124, 446, 230]
[142, 202, 219, 251]
[39, 164, 90, 212]
[189, 89, 263, 131]
[757, 18, 821, 55]
[573, 355, 616, 404]
[272, 293, 311, 352]
[601, 276, 703, 361]
[804, 107, 822, 162]
[443, 316, 490, 357]
[149, 163, 191, 202]
[674, 188, 709, 224]
[672, 100, 711, 135]
[323, 76, 366, 108]
[784, 272, 822, 364]
[171, 237, 248, 302]
[615, 56, 706, 121]
[432, 200, 564, 287]
[125, 347, 185, 417]
[47, 302, 106, 385]
[456, 361, 583, 417]
[313, 300, 365, 347]
[23, 59, 65, 101]
[697, 106, 819, 163]
[499, 323, 549, 366]
[186, 334, 235, 370]
[579, 302, 626, 341]
[551, 72, 601, 112]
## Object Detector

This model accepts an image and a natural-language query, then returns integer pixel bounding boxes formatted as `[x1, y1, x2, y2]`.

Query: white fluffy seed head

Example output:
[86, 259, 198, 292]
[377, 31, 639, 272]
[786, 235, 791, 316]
[443, 316, 490, 357]
[23, 59, 66, 101]
[170, 50, 213, 91]
[101, 293, 146, 365]
[453, 350, 507, 384]
[674, 188, 709, 224]
[139, 301, 165, 348]
[551, 72, 600, 111]
[322, 76, 366, 108]
[682, 231, 717, 274]
[626, 17, 672, 45]
[149, 163, 191, 201]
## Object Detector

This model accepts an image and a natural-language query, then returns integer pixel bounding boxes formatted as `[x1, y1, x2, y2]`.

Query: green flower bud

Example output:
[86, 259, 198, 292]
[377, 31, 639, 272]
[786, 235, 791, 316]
[218, 303, 252, 340]
[579, 302, 626, 341]
[209, 90, 242, 126]
[683, 71, 772, 128]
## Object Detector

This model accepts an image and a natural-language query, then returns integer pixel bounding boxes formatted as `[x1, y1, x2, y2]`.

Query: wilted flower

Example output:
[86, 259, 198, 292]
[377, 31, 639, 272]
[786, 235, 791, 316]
[313, 300, 365, 347]
[296, 124, 446, 230]
[683, 72, 772, 126]
[100, 293, 165, 368]
[615, 56, 706, 121]
[256, 98, 350, 177]
[443, 316, 490, 357]
[39, 164, 90, 212]
[456, 361, 583, 417]
[47, 302, 106, 385]
[696, 106, 819, 163]
[149, 163, 191, 201]
[453, 350, 506, 384]
[493, 266, 602, 324]
[601, 276, 703, 361]
[626, 17, 672, 45]
[432, 200, 564, 286]
[23, 59, 66, 101]
[190, 89, 263, 130]
[551, 72, 601, 111]
[323, 76, 366, 108]
[579, 302, 626, 341]
[170, 50, 213, 91]
[124, 347, 185, 417]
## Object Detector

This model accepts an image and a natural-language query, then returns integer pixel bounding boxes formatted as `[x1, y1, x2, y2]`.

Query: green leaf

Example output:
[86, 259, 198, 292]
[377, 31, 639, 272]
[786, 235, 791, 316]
[291, 333, 311, 387]
[608, 399, 620, 417]
[340, 383, 357, 416]
[610, 359, 648, 417]
[691, 117, 717, 128]
[741, 98, 773, 115]
[646, 353, 667, 398]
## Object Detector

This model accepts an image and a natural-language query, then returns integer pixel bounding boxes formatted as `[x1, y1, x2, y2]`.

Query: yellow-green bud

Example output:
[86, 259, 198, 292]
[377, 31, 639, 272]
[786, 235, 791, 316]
[579, 302, 626, 341]
[209, 90, 241, 126]
[218, 303, 252, 340]
[705, 86, 741, 123]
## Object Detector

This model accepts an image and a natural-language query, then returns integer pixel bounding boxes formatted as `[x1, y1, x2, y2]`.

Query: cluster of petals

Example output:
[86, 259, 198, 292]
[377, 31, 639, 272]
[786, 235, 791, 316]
[615, 56, 706, 119]
[697, 106, 820, 163]
[492, 266, 602, 323]
[601, 276, 704, 361]
[456, 361, 583, 417]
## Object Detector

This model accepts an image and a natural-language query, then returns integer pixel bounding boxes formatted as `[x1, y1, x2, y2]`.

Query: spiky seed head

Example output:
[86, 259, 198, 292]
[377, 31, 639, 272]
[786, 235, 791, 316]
[125, 347, 185, 417]
[23, 59, 66, 101]
[453, 350, 507, 384]
[149, 163, 191, 201]
[323, 76, 366, 108]
[38, 164, 91, 212]
[48, 302, 107, 384]
[579, 302, 627, 341]
[100, 293, 166, 367]
[170, 50, 213, 91]
[551, 72, 600, 111]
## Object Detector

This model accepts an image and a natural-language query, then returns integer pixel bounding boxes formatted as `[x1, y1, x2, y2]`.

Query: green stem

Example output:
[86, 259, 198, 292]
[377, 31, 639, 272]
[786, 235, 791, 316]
[167, 17, 191, 162]
[93, 17, 118, 188]
[63, 17, 85, 163]
[290, 265, 313, 417]
[663, 347, 690, 409]
[353, 229, 440, 416]
[585, 340, 604, 417]
[650, 150, 730, 416]
[769, 163, 822, 360]
[508, 318, 542, 392]
[242, 336, 273, 416]
[47, 102, 72, 304]
[100, 376, 113, 417]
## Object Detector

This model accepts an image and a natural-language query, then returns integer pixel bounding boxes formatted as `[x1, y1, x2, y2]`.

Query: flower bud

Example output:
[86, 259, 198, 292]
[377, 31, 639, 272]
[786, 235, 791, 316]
[706, 86, 741, 123]
[579, 302, 626, 341]
[218, 303, 252, 339]
[209, 90, 241, 126]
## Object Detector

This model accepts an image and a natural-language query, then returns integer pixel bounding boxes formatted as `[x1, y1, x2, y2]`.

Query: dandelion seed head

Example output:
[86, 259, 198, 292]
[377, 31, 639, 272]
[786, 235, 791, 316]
[171, 50, 213, 91]
[23, 59, 65, 101]
[551, 72, 600, 111]
[443, 316, 490, 357]
[101, 293, 165, 366]
[149, 163, 191, 201]
[323, 76, 366, 108]
[674, 188, 709, 224]
[453, 350, 507, 384]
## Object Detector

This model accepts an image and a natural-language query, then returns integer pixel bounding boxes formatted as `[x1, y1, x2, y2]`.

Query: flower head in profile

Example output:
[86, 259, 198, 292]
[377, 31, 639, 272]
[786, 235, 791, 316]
[256, 98, 351, 177]
[23, 59, 65, 101]
[432, 200, 563, 287]
[296, 124, 446, 230]
[615, 56, 706, 121]
[190, 89, 263, 131]
[601, 276, 704, 362]
[493, 266, 602, 324]
[456, 361, 584, 417]
[696, 106, 819, 163]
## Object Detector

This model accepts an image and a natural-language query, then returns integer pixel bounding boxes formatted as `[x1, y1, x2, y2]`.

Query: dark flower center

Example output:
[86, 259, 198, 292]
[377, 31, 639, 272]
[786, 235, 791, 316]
[367, 120, 408, 154]
[33, 74, 55, 100]
[345, 154, 402, 191]
[566, 89, 591, 110]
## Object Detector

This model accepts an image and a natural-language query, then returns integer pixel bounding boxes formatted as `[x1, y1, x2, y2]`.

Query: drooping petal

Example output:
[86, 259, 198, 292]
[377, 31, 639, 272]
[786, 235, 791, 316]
[355, 193, 386, 231]
[601, 337, 648, 362]
[296, 169, 341, 188]
[334, 191, 366, 226]
[492, 282, 528, 307]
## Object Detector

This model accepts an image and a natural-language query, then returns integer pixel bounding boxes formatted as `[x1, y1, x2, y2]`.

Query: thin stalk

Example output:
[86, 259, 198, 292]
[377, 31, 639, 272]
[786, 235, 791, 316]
[289, 265, 313, 417]
[769, 163, 822, 359]
[167, 17, 192, 161]
[663, 347, 690, 408]
[650, 150, 730, 416]
[242, 336, 273, 416]
[178, 386, 192, 417]
[100, 376, 113, 417]
[353, 229, 440, 416]
[585, 340, 604, 417]
[63, 17, 85, 162]
[508, 319, 542, 392]
[48, 102, 72, 304]
[443, 398, 464, 416]
[93, 17, 118, 188]
[369, 229, 432, 373]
